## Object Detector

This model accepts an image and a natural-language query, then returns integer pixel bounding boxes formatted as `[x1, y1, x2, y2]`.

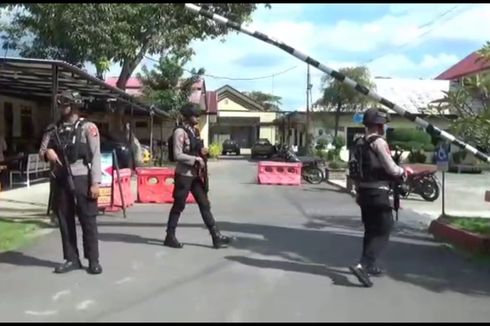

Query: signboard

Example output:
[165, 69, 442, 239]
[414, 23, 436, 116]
[97, 152, 113, 207]
[436, 145, 449, 172]
[353, 112, 364, 124]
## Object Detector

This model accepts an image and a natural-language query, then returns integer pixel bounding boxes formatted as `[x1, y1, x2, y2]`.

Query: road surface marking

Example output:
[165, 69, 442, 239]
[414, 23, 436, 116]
[115, 277, 133, 285]
[25, 310, 58, 316]
[52, 290, 71, 301]
[76, 300, 95, 311]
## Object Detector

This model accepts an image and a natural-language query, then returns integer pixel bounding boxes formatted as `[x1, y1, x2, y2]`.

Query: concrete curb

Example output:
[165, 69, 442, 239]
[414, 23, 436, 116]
[429, 217, 490, 255]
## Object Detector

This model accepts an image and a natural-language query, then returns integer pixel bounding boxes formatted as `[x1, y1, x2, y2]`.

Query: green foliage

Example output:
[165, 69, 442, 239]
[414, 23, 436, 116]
[316, 66, 376, 140]
[332, 136, 345, 149]
[317, 66, 376, 111]
[391, 128, 431, 144]
[314, 149, 328, 161]
[391, 141, 435, 152]
[408, 149, 427, 164]
[328, 160, 347, 170]
[327, 149, 338, 161]
[390, 128, 434, 152]
[137, 48, 204, 121]
[1, 4, 263, 88]
[208, 143, 222, 159]
[447, 216, 490, 236]
[315, 138, 329, 150]
[431, 41, 490, 153]
[243, 91, 282, 111]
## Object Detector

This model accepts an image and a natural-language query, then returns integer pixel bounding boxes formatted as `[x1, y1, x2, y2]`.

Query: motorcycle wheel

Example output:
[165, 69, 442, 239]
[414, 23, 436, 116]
[303, 166, 324, 184]
[420, 177, 439, 202]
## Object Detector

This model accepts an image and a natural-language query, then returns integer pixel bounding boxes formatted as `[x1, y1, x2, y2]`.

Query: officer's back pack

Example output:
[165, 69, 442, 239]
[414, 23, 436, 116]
[52, 118, 92, 165]
[348, 135, 381, 182]
[167, 126, 200, 162]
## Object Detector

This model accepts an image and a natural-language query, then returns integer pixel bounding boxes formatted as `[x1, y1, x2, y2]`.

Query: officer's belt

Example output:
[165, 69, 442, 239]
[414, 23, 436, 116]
[358, 181, 390, 191]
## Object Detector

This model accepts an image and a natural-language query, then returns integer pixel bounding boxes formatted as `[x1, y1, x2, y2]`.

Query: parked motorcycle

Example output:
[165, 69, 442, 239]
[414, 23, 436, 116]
[270, 145, 325, 184]
[392, 148, 440, 202]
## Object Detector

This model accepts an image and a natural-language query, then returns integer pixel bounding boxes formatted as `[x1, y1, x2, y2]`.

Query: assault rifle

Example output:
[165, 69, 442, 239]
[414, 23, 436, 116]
[391, 146, 405, 221]
[194, 127, 209, 193]
[47, 125, 78, 206]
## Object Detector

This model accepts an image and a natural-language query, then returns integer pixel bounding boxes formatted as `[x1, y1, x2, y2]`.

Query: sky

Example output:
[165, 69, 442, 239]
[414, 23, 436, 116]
[3, 4, 490, 111]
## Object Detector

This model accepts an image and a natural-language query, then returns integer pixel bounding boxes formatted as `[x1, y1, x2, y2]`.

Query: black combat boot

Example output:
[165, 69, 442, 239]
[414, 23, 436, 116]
[365, 264, 384, 277]
[349, 264, 373, 287]
[54, 259, 82, 274]
[209, 226, 232, 249]
[164, 228, 183, 249]
[87, 261, 103, 275]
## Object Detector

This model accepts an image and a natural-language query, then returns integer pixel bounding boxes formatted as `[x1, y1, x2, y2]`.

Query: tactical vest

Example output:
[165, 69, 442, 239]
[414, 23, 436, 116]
[167, 126, 202, 162]
[348, 135, 392, 183]
[55, 118, 92, 165]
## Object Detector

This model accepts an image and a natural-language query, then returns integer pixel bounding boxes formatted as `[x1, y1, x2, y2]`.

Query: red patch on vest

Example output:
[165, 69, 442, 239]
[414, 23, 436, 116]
[89, 124, 98, 137]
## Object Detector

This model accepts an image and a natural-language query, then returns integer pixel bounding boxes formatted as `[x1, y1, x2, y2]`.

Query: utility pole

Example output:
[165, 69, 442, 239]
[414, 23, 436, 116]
[306, 64, 311, 153]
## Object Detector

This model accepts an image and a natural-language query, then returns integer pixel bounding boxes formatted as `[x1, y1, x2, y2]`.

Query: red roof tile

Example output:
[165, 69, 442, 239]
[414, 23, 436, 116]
[436, 52, 490, 80]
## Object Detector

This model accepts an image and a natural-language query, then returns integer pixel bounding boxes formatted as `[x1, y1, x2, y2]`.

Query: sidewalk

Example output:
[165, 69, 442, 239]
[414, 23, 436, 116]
[0, 182, 51, 221]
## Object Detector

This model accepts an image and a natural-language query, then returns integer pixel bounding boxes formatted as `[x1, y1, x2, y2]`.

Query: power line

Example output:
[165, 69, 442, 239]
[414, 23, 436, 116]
[143, 55, 298, 81]
[363, 5, 467, 64]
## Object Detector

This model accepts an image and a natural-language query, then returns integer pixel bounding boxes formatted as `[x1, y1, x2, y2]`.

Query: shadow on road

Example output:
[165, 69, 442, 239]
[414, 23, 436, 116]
[0, 251, 58, 269]
[226, 255, 363, 288]
[98, 232, 163, 246]
[217, 221, 490, 296]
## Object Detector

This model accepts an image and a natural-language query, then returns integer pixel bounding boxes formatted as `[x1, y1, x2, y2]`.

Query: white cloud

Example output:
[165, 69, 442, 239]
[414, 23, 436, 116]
[89, 3, 489, 110]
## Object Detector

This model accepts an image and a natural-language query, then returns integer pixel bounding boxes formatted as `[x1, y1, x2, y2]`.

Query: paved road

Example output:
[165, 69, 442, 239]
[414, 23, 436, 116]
[1, 158, 490, 322]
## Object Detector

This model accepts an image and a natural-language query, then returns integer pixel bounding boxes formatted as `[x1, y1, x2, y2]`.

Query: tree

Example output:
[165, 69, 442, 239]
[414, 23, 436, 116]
[1, 4, 264, 89]
[243, 91, 282, 111]
[137, 47, 205, 122]
[431, 74, 490, 152]
[315, 66, 376, 140]
[1, 3, 264, 132]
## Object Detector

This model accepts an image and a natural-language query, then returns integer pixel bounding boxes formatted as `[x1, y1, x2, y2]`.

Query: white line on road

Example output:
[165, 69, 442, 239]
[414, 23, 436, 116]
[25, 310, 58, 316]
[115, 277, 133, 285]
[76, 300, 95, 311]
[52, 290, 71, 301]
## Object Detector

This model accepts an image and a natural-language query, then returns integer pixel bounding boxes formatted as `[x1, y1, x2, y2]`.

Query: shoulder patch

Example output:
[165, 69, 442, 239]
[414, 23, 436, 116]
[88, 123, 98, 137]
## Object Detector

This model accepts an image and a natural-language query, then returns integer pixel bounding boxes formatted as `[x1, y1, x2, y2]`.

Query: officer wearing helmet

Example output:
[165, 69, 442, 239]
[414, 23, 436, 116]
[164, 102, 232, 249]
[39, 90, 102, 275]
[348, 108, 405, 287]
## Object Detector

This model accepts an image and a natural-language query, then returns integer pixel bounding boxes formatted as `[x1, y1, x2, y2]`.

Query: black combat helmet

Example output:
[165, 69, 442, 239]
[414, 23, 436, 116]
[56, 90, 83, 106]
[180, 102, 202, 118]
[362, 108, 390, 126]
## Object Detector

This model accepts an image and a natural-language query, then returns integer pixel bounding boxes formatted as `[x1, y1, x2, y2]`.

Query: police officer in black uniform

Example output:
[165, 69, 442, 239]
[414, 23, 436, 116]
[349, 108, 406, 287]
[164, 103, 232, 249]
[39, 90, 102, 275]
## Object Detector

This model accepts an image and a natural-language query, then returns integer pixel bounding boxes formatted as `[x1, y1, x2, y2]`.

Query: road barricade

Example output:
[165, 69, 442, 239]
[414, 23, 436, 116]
[257, 161, 302, 186]
[105, 168, 134, 212]
[136, 167, 196, 204]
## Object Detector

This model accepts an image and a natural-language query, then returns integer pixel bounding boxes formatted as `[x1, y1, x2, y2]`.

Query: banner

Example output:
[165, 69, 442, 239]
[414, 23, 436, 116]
[97, 152, 113, 208]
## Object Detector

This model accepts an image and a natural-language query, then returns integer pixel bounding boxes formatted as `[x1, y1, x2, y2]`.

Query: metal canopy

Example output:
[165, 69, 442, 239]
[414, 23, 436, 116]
[0, 57, 169, 117]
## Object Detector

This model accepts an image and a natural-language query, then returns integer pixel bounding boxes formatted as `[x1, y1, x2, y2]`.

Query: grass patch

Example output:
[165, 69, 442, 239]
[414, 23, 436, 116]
[444, 216, 490, 236]
[0, 219, 43, 252]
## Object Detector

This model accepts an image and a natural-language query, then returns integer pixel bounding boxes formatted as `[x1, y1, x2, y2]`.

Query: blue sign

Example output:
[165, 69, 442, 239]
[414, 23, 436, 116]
[436, 146, 449, 163]
[353, 112, 364, 124]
